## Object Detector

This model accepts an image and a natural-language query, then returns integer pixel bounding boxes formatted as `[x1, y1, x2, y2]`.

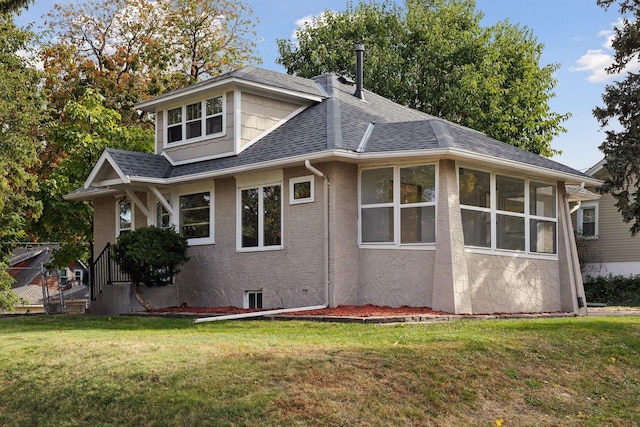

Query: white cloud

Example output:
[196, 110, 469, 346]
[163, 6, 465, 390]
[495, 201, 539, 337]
[571, 19, 640, 83]
[291, 14, 316, 39]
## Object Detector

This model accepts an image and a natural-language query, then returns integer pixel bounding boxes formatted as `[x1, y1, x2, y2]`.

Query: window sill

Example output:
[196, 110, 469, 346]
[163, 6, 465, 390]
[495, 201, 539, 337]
[359, 243, 436, 250]
[237, 245, 284, 253]
[464, 246, 558, 260]
[187, 238, 215, 246]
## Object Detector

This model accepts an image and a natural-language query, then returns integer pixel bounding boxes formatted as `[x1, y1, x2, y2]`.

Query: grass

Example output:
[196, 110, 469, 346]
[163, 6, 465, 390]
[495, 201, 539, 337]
[0, 315, 639, 426]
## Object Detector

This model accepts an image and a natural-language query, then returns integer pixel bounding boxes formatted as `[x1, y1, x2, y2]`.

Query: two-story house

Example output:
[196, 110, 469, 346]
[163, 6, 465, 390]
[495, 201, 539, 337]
[66, 64, 599, 316]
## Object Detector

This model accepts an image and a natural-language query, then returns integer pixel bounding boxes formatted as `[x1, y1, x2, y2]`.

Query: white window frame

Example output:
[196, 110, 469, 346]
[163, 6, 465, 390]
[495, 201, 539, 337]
[244, 290, 263, 309]
[577, 201, 599, 239]
[458, 165, 558, 258]
[169, 183, 215, 246]
[73, 269, 83, 283]
[358, 163, 438, 249]
[156, 199, 172, 230]
[116, 198, 134, 237]
[236, 170, 284, 252]
[290, 175, 315, 204]
[164, 93, 226, 148]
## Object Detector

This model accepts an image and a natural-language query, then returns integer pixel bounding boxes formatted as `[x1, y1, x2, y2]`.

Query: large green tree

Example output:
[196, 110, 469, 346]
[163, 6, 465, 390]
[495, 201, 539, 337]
[29, 91, 154, 266]
[0, 11, 43, 310]
[277, 0, 567, 156]
[594, 0, 640, 235]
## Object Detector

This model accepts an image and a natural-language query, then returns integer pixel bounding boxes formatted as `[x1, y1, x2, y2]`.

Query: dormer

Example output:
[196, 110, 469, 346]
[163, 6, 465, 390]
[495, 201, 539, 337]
[135, 66, 327, 166]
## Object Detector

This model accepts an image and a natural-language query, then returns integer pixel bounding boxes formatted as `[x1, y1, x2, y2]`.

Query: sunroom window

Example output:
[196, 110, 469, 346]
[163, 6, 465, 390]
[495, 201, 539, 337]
[458, 167, 557, 255]
[360, 164, 436, 246]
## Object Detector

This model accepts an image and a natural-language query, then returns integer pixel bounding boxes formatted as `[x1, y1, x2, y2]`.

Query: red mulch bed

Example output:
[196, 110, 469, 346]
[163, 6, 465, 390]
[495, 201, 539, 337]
[151, 304, 448, 317]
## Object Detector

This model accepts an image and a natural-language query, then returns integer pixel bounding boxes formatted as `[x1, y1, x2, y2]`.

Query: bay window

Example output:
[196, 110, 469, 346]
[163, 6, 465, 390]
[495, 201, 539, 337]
[359, 164, 436, 246]
[459, 167, 557, 255]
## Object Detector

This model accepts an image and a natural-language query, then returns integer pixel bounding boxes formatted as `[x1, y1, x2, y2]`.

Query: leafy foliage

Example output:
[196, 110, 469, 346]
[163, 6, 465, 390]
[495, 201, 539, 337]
[584, 274, 640, 306]
[112, 226, 189, 288]
[0, 12, 44, 309]
[28, 90, 154, 266]
[0, 0, 32, 13]
[277, 0, 567, 156]
[42, 0, 259, 126]
[594, 0, 640, 235]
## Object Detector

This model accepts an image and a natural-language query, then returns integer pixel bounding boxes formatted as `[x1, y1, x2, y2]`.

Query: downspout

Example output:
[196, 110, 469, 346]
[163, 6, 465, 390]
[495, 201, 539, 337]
[305, 160, 330, 308]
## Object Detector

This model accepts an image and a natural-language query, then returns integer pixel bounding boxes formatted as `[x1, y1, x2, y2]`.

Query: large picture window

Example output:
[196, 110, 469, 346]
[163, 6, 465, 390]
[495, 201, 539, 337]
[359, 164, 436, 246]
[239, 184, 282, 250]
[165, 95, 224, 145]
[459, 167, 557, 255]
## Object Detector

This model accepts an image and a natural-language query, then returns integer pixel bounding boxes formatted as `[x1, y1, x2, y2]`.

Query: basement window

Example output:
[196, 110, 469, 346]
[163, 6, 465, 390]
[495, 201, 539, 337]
[244, 291, 263, 309]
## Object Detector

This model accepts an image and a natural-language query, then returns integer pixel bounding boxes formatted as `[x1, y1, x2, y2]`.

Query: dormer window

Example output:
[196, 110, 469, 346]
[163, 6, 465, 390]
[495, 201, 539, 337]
[165, 95, 225, 145]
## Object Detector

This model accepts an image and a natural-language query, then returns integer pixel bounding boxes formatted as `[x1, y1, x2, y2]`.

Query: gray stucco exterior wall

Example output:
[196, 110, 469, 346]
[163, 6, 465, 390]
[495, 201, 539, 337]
[89, 160, 586, 315]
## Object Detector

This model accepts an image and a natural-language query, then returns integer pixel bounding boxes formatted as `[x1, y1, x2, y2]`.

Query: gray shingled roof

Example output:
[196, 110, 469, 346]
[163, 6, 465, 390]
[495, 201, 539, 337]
[90, 67, 594, 185]
[107, 149, 173, 179]
[136, 66, 325, 109]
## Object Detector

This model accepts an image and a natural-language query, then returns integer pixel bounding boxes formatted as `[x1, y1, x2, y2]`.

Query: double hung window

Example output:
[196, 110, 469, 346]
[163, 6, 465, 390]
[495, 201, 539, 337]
[117, 199, 132, 235]
[577, 201, 599, 239]
[166, 95, 224, 144]
[179, 192, 211, 240]
[239, 184, 282, 249]
[459, 167, 557, 255]
[359, 164, 437, 246]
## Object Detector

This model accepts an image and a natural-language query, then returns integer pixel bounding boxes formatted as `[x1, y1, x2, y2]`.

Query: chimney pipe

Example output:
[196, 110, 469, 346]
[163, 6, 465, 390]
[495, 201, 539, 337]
[354, 44, 365, 100]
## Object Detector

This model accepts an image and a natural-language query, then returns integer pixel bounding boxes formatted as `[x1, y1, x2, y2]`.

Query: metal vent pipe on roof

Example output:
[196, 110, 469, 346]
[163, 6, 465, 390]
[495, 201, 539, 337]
[354, 44, 365, 101]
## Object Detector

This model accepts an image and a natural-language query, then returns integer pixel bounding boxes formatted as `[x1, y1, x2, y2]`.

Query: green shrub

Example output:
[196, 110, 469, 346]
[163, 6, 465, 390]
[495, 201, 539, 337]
[584, 275, 640, 306]
[113, 226, 189, 287]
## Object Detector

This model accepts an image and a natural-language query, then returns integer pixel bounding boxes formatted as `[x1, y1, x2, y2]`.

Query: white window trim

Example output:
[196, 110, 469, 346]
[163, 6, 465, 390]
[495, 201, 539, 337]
[115, 197, 134, 237]
[170, 182, 215, 246]
[458, 165, 558, 258]
[290, 175, 315, 204]
[164, 93, 226, 148]
[73, 269, 83, 282]
[577, 201, 599, 240]
[358, 163, 438, 249]
[243, 290, 263, 309]
[236, 170, 284, 252]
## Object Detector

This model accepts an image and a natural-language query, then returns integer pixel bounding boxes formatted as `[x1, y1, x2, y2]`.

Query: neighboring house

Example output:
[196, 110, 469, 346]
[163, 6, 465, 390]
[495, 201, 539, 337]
[6, 246, 88, 306]
[66, 63, 600, 316]
[573, 159, 640, 278]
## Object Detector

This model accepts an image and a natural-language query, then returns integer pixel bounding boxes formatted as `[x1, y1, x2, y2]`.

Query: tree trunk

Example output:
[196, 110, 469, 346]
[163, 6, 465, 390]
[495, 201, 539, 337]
[133, 282, 155, 311]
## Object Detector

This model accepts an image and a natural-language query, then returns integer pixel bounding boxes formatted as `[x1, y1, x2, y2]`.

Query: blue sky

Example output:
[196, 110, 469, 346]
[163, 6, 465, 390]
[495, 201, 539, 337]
[15, 0, 631, 172]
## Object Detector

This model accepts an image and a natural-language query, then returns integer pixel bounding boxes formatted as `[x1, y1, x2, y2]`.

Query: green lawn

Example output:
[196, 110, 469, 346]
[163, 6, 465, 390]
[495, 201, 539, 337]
[0, 315, 638, 426]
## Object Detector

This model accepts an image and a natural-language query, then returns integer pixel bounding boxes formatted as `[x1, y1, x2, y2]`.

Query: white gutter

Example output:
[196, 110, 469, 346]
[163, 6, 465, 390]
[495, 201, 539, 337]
[305, 160, 330, 307]
[193, 305, 327, 323]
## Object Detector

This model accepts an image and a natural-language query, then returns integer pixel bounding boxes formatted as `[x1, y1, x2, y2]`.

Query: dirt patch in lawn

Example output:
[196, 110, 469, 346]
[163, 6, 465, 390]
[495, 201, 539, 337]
[150, 304, 448, 317]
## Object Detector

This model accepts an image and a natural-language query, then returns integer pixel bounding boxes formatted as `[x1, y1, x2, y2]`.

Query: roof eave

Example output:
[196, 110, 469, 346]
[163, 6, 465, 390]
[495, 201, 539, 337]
[135, 78, 325, 112]
[122, 148, 601, 187]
